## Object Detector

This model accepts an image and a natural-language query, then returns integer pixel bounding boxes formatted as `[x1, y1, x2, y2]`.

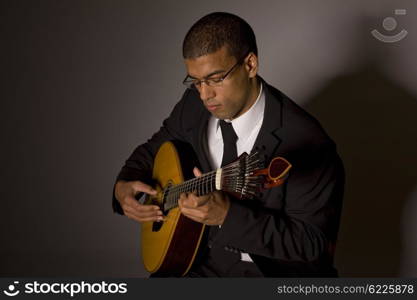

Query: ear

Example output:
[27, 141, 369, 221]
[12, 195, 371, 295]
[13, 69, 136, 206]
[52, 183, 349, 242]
[244, 53, 258, 78]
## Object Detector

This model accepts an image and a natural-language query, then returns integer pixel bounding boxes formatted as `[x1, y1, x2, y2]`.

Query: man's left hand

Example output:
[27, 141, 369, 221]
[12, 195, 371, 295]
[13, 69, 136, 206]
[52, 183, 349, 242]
[178, 167, 230, 225]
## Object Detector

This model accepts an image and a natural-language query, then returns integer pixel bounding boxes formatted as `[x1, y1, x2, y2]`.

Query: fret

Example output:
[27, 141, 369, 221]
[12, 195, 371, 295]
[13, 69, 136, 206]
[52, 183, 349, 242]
[164, 171, 216, 210]
[201, 177, 204, 196]
[162, 152, 264, 212]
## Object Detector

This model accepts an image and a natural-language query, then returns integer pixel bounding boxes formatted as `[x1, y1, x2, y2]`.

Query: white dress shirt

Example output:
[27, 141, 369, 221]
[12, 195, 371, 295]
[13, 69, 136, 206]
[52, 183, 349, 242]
[207, 82, 265, 168]
[206, 82, 265, 262]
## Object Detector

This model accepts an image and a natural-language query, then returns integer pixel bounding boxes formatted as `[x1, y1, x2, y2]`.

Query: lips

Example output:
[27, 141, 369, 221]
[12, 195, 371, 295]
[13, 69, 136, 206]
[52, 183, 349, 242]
[205, 104, 220, 111]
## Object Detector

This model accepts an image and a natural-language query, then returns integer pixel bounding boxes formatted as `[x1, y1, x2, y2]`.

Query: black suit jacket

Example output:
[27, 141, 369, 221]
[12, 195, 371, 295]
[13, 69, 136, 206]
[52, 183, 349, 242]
[112, 77, 345, 277]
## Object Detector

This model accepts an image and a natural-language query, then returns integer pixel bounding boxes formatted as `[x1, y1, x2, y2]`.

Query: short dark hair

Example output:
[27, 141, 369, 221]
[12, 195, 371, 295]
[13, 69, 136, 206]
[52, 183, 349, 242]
[182, 12, 258, 60]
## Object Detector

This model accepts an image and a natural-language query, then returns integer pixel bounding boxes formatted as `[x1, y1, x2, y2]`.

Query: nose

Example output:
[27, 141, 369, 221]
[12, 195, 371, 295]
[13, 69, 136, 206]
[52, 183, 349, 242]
[198, 82, 216, 102]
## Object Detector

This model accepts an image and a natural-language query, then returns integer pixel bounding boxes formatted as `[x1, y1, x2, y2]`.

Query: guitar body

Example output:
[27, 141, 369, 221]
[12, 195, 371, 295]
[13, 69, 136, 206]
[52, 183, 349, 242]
[140, 140, 291, 277]
[141, 141, 206, 277]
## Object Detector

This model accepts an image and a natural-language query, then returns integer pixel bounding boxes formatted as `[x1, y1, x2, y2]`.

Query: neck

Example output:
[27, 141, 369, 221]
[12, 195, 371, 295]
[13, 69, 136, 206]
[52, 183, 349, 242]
[231, 76, 261, 120]
[250, 76, 261, 105]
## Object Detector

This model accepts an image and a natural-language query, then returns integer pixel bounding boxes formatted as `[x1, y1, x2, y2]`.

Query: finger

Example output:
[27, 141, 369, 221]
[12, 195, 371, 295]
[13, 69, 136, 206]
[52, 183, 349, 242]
[178, 193, 184, 207]
[121, 198, 161, 217]
[179, 192, 195, 208]
[132, 181, 157, 196]
[189, 192, 210, 207]
[125, 206, 163, 218]
[124, 205, 164, 221]
[123, 196, 160, 211]
[126, 206, 163, 216]
[180, 207, 205, 223]
[125, 211, 164, 223]
[193, 167, 202, 177]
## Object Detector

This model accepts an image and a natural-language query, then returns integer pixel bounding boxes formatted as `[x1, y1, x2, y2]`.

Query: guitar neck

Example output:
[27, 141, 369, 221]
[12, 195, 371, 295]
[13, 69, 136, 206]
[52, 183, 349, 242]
[161, 152, 271, 212]
[163, 170, 218, 211]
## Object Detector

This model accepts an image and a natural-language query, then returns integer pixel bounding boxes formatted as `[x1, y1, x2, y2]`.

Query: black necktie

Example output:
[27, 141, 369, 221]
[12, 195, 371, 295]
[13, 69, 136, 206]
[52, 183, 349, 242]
[208, 120, 238, 245]
[219, 120, 238, 167]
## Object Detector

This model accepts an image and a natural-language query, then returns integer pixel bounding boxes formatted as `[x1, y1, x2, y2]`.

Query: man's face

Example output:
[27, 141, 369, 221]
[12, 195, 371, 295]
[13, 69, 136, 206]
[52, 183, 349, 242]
[184, 46, 258, 120]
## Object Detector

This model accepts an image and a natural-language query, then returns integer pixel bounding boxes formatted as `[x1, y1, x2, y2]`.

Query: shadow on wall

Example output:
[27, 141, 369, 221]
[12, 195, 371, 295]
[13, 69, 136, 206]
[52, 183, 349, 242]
[303, 63, 417, 276]
[299, 12, 417, 276]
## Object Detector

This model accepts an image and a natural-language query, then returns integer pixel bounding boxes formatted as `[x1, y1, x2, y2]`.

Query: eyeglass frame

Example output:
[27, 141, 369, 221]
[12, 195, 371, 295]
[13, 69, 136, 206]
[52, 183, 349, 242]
[182, 51, 250, 90]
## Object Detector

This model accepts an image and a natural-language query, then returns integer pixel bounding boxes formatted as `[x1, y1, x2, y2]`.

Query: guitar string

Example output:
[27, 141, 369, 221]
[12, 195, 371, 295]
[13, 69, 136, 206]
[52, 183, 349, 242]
[163, 154, 263, 209]
[165, 166, 258, 209]
[167, 158, 260, 203]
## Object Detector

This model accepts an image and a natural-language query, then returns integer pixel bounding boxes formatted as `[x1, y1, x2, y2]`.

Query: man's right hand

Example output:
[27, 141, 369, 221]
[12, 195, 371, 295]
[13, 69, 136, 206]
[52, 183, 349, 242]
[115, 180, 163, 223]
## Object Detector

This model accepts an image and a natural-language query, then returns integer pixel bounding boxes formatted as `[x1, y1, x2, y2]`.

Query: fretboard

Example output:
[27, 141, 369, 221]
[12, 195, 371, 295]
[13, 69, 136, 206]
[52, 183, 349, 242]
[163, 170, 218, 211]
[161, 152, 263, 211]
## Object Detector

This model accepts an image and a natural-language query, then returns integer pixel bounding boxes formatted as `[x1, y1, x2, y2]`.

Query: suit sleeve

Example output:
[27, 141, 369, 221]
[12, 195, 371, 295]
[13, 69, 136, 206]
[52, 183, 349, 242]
[112, 89, 192, 215]
[214, 142, 345, 263]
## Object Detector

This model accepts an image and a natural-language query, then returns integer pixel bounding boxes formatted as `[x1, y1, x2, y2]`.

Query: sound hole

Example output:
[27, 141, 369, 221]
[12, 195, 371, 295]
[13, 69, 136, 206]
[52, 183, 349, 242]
[152, 221, 162, 232]
[151, 182, 171, 232]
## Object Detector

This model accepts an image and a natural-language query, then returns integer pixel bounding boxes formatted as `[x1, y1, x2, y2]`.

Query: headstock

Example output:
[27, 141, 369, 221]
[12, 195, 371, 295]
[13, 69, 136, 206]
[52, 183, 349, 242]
[221, 152, 292, 199]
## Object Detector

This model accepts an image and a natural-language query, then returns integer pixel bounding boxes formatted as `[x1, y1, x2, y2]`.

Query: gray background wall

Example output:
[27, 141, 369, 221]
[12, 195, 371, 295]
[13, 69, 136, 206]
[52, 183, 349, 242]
[1, 0, 416, 277]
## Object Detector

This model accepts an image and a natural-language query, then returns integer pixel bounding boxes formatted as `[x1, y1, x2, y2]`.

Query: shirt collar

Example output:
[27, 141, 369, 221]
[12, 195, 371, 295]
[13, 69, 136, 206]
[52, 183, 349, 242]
[216, 82, 265, 140]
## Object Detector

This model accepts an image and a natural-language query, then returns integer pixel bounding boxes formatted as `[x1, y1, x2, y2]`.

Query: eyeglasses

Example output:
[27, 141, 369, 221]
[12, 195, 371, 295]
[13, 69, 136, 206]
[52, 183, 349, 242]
[182, 52, 249, 90]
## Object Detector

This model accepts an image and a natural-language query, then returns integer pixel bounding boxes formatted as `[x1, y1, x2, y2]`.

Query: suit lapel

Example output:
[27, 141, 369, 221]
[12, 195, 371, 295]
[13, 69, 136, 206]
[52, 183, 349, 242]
[252, 79, 283, 164]
[194, 109, 212, 173]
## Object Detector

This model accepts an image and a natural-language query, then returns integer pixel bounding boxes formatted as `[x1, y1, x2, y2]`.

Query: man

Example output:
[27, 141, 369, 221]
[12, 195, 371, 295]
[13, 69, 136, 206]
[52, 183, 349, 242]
[112, 12, 344, 277]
